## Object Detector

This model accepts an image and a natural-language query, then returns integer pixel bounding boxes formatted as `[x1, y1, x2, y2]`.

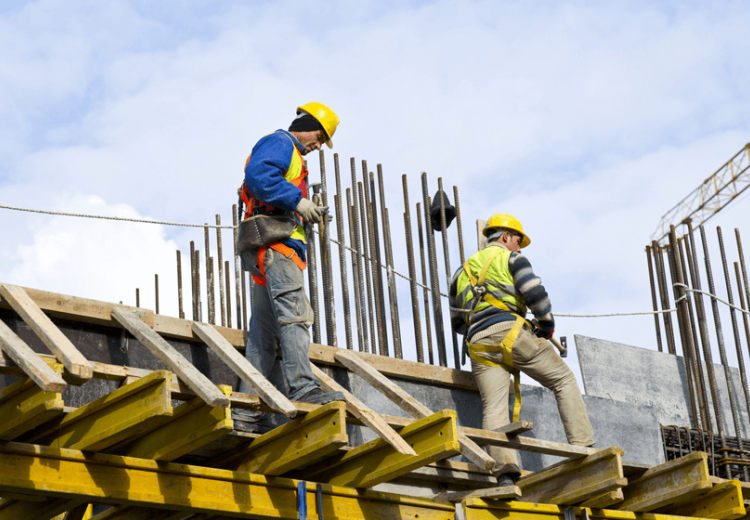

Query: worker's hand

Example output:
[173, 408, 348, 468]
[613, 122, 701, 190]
[296, 198, 324, 224]
[535, 327, 554, 340]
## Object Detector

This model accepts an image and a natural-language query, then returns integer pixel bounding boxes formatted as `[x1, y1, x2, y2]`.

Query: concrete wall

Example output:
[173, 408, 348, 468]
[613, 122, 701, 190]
[576, 334, 750, 438]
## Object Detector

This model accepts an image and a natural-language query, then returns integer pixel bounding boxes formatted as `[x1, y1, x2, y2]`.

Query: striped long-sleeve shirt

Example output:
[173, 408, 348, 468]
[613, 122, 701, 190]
[450, 244, 554, 340]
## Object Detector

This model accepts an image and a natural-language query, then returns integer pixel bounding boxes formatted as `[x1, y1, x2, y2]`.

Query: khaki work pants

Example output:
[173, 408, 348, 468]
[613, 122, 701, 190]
[470, 323, 595, 476]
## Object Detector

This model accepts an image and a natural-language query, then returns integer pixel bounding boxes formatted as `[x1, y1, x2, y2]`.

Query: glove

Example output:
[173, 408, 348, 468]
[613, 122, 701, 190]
[536, 328, 554, 340]
[296, 198, 324, 224]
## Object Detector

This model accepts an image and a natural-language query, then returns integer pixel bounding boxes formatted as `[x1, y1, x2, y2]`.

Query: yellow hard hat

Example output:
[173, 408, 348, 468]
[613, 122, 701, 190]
[483, 213, 531, 248]
[297, 102, 339, 149]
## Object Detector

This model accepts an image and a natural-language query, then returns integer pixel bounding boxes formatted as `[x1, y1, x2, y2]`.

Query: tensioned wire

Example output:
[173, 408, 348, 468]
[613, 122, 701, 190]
[4, 204, 747, 318]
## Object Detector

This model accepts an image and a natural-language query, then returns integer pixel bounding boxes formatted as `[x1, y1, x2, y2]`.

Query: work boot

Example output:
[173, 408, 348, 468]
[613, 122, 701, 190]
[296, 388, 345, 405]
[231, 411, 263, 433]
[495, 472, 521, 488]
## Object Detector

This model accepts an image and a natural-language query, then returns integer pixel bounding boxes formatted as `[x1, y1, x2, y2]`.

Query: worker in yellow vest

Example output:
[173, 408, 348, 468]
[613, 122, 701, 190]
[449, 214, 594, 485]
[233, 103, 344, 433]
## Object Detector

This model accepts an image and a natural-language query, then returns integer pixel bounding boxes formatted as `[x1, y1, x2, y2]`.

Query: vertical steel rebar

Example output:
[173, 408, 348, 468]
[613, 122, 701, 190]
[417, 203, 435, 365]
[333, 154, 353, 350]
[204, 225, 215, 325]
[306, 207, 321, 345]
[652, 242, 676, 354]
[422, 172, 447, 367]
[177, 251, 184, 320]
[190, 241, 197, 321]
[195, 250, 202, 322]
[667, 228, 700, 429]
[438, 178, 460, 368]
[233, 204, 242, 330]
[136, 288, 140, 308]
[677, 237, 710, 429]
[318, 151, 337, 346]
[646, 245, 664, 352]
[732, 262, 750, 423]
[364, 165, 388, 356]
[403, 175, 424, 363]
[350, 159, 370, 354]
[358, 182, 377, 354]
[225, 261, 232, 329]
[716, 227, 749, 478]
[347, 191, 365, 352]
[701, 226, 734, 477]
[453, 186, 466, 265]
[216, 215, 226, 328]
[736, 229, 750, 377]
[154, 274, 160, 315]
[241, 269, 247, 332]
[378, 164, 402, 358]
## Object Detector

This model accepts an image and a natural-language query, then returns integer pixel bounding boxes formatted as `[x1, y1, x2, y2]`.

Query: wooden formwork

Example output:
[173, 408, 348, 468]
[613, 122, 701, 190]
[0, 283, 744, 520]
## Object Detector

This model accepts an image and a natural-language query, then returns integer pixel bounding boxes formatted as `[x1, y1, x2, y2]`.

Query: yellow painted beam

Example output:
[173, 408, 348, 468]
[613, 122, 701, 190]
[0, 441, 455, 520]
[517, 446, 627, 505]
[0, 366, 64, 440]
[616, 452, 712, 512]
[117, 385, 233, 462]
[659, 480, 746, 520]
[28, 370, 172, 451]
[215, 401, 348, 476]
[301, 409, 461, 488]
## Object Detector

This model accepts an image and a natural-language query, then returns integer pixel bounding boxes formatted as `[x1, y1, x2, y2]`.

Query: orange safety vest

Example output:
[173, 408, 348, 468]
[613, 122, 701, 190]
[241, 131, 308, 283]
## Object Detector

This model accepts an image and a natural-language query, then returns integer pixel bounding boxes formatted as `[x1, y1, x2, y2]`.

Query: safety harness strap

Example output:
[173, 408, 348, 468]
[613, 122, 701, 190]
[252, 244, 306, 287]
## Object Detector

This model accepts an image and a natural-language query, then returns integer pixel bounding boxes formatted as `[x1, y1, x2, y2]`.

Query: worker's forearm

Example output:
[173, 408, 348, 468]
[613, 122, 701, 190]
[509, 253, 554, 329]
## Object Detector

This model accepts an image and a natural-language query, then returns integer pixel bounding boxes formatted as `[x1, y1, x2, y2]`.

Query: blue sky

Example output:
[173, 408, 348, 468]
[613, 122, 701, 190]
[2, 0, 750, 385]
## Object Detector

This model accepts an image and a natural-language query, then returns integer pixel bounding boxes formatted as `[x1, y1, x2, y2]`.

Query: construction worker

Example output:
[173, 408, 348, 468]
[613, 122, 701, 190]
[449, 214, 594, 485]
[232, 103, 344, 432]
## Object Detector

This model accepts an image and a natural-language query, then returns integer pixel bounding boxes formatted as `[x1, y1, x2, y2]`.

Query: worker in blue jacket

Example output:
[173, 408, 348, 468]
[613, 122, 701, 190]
[233, 103, 344, 432]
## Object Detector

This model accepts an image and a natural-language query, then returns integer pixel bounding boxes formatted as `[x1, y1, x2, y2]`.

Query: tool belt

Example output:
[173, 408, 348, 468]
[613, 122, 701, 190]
[462, 248, 530, 422]
[237, 210, 296, 253]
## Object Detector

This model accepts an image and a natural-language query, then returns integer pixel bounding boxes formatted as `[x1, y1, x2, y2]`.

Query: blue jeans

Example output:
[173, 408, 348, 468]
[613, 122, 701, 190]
[237, 247, 320, 410]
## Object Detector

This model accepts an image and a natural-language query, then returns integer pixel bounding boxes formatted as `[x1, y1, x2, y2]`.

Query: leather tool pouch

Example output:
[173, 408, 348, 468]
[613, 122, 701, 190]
[238, 215, 296, 253]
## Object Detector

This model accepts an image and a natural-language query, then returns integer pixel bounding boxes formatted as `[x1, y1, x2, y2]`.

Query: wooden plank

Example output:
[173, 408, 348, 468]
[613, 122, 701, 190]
[433, 485, 521, 502]
[403, 464, 498, 488]
[496, 420, 533, 435]
[334, 349, 496, 471]
[191, 322, 296, 418]
[0, 319, 67, 392]
[301, 409, 461, 488]
[460, 425, 597, 458]
[581, 489, 625, 509]
[659, 480, 746, 519]
[29, 370, 173, 451]
[0, 441, 456, 520]
[516, 446, 626, 505]
[0, 366, 65, 440]
[117, 386, 233, 462]
[0, 284, 93, 381]
[213, 401, 348, 476]
[615, 451, 712, 512]
[311, 362, 417, 456]
[111, 307, 229, 408]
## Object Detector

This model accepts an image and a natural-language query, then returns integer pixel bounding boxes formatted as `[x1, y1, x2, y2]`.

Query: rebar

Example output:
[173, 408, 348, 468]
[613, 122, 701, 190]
[378, 164, 402, 358]
[333, 155, 353, 350]
[364, 164, 388, 356]
[667, 228, 700, 429]
[347, 191, 365, 352]
[225, 260, 232, 329]
[216, 215, 226, 328]
[403, 175, 424, 363]
[176, 251, 184, 320]
[646, 246, 664, 352]
[205, 224, 215, 325]
[318, 151, 337, 346]
[417, 204, 435, 365]
[453, 186, 466, 265]
[350, 159, 370, 353]
[652, 242, 676, 354]
[732, 262, 750, 422]
[194, 250, 202, 322]
[190, 241, 197, 320]
[736, 229, 750, 379]
[233, 204, 242, 330]
[357, 182, 376, 355]
[136, 288, 140, 308]
[422, 172, 447, 366]
[306, 200, 321, 345]
[677, 237, 710, 429]
[154, 274, 160, 315]
[683, 227, 715, 429]
[716, 227, 749, 479]
[438, 178, 460, 368]
[241, 270, 247, 332]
